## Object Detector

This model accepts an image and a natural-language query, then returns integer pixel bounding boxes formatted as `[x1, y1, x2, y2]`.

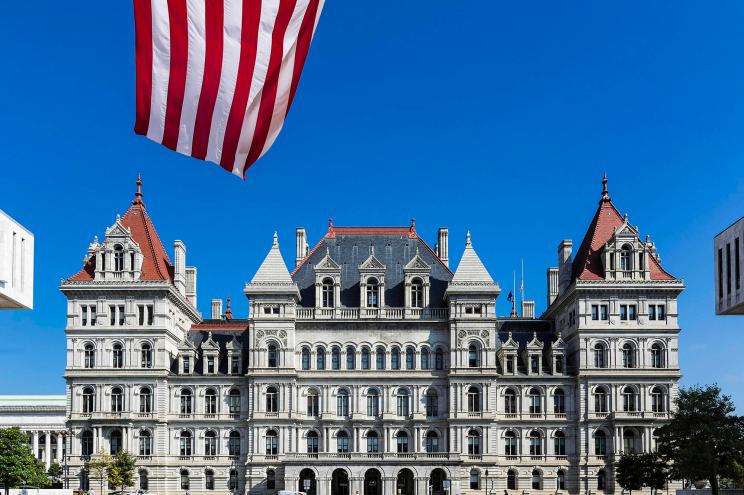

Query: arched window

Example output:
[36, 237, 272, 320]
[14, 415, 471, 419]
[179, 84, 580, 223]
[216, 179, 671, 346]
[204, 430, 217, 456]
[366, 277, 380, 307]
[411, 278, 424, 308]
[554, 430, 566, 456]
[331, 347, 341, 370]
[504, 389, 517, 414]
[594, 342, 607, 368]
[229, 389, 241, 414]
[267, 344, 278, 368]
[361, 347, 371, 369]
[336, 431, 350, 453]
[205, 388, 217, 414]
[337, 389, 349, 417]
[265, 430, 278, 455]
[228, 431, 241, 456]
[507, 469, 517, 490]
[346, 345, 356, 370]
[467, 429, 481, 455]
[375, 346, 385, 370]
[139, 469, 149, 491]
[112, 343, 123, 369]
[425, 431, 439, 453]
[622, 342, 635, 368]
[557, 470, 566, 490]
[266, 469, 275, 490]
[180, 388, 193, 414]
[180, 469, 190, 490]
[622, 386, 637, 412]
[205, 469, 215, 490]
[421, 348, 430, 369]
[597, 469, 606, 490]
[307, 431, 319, 453]
[467, 386, 481, 412]
[620, 244, 632, 272]
[391, 348, 401, 370]
[435, 347, 444, 370]
[651, 386, 666, 412]
[594, 387, 608, 413]
[307, 389, 320, 417]
[623, 429, 637, 453]
[405, 346, 415, 370]
[81, 430, 93, 456]
[82, 387, 95, 413]
[114, 244, 124, 271]
[139, 387, 152, 413]
[396, 431, 409, 453]
[529, 430, 542, 456]
[140, 343, 152, 368]
[366, 388, 380, 417]
[301, 347, 311, 370]
[266, 386, 278, 413]
[396, 389, 410, 416]
[84, 344, 96, 368]
[468, 344, 479, 367]
[531, 469, 542, 490]
[651, 343, 664, 368]
[111, 387, 124, 412]
[553, 388, 566, 413]
[179, 430, 192, 456]
[366, 431, 379, 453]
[594, 430, 607, 455]
[504, 431, 518, 456]
[321, 277, 334, 308]
[469, 469, 480, 490]
[316, 346, 326, 370]
[529, 388, 542, 414]
[425, 389, 438, 417]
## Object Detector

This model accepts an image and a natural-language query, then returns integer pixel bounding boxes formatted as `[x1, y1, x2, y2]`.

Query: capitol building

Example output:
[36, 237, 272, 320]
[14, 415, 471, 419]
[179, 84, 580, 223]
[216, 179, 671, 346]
[58, 176, 683, 495]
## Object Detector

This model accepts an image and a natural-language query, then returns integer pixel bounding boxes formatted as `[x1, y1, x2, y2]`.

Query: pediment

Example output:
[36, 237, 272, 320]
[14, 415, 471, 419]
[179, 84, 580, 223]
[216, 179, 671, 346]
[226, 335, 242, 350]
[501, 332, 519, 349]
[526, 332, 544, 350]
[404, 253, 430, 272]
[178, 337, 196, 351]
[315, 249, 341, 271]
[551, 333, 566, 350]
[201, 332, 219, 350]
[105, 216, 133, 239]
[359, 254, 386, 271]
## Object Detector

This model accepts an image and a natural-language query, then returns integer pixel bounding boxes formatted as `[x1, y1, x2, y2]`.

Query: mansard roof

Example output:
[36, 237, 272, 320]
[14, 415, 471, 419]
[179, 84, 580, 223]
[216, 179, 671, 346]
[291, 219, 452, 307]
[571, 175, 675, 282]
[68, 176, 174, 282]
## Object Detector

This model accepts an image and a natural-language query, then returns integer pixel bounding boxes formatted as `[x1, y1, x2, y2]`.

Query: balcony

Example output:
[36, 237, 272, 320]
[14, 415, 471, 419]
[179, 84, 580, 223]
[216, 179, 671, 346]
[295, 307, 449, 321]
[282, 452, 461, 462]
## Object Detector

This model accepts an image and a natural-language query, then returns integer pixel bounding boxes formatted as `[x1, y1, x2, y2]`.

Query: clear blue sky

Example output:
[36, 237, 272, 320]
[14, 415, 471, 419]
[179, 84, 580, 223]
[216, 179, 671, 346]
[1, 2, 743, 406]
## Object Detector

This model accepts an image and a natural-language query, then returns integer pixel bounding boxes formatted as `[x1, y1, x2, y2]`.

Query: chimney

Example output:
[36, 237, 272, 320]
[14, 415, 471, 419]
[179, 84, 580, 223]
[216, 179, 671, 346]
[437, 228, 449, 267]
[173, 240, 187, 296]
[296, 227, 307, 267]
[547, 267, 559, 306]
[522, 300, 535, 319]
[185, 267, 197, 308]
[557, 239, 573, 294]
[211, 299, 223, 320]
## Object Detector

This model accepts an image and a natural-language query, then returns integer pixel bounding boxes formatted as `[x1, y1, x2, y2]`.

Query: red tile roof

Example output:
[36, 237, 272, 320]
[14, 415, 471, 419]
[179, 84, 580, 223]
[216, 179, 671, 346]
[68, 177, 174, 282]
[571, 176, 675, 281]
[190, 321, 248, 331]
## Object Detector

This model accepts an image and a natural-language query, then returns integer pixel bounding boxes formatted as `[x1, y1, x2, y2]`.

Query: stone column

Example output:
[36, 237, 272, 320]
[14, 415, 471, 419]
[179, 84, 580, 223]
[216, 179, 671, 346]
[33, 431, 39, 459]
[57, 433, 63, 463]
[45, 431, 52, 469]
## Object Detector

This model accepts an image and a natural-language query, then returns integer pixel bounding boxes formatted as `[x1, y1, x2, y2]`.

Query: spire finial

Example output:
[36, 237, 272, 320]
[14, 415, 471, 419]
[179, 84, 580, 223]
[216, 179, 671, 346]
[132, 174, 144, 205]
[600, 172, 610, 202]
[273, 231, 278, 247]
[466, 230, 472, 247]
[329, 217, 333, 228]
[410, 217, 416, 231]
[225, 296, 233, 320]
[370, 243, 375, 256]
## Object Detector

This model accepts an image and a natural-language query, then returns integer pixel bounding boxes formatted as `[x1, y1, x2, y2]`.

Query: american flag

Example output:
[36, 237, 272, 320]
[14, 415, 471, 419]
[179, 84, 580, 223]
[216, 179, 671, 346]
[133, 0, 324, 178]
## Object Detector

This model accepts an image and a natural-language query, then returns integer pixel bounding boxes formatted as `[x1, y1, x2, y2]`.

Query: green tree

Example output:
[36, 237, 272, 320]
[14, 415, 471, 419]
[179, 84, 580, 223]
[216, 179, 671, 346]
[656, 384, 744, 495]
[0, 427, 50, 495]
[642, 453, 670, 494]
[47, 462, 63, 486]
[615, 453, 645, 495]
[107, 451, 136, 491]
[85, 450, 112, 494]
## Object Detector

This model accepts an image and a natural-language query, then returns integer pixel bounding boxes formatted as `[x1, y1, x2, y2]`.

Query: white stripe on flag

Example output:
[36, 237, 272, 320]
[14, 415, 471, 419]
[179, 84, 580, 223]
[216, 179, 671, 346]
[147, 0, 171, 144]
[176, 0, 208, 155]
[205, 0, 243, 164]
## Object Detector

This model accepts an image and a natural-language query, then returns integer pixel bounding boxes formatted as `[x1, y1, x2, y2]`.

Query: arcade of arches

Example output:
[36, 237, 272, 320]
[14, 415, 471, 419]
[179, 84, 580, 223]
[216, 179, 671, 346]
[286, 466, 453, 495]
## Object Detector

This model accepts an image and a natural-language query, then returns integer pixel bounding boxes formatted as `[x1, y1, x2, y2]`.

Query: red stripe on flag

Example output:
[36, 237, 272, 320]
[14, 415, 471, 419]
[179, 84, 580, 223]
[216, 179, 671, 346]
[243, 0, 298, 173]
[133, 0, 153, 136]
[161, 0, 189, 150]
[191, 0, 224, 160]
[218, 0, 263, 172]
[286, 0, 319, 115]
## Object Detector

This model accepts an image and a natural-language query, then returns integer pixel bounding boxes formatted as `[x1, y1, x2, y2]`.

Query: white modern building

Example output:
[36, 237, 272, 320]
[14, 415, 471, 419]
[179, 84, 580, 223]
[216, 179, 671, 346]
[59, 175, 684, 495]
[0, 395, 67, 469]
[714, 216, 743, 315]
[0, 209, 34, 309]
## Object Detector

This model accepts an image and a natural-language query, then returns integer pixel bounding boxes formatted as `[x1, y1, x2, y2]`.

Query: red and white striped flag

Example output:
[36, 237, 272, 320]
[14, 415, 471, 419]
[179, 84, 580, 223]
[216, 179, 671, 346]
[133, 0, 324, 178]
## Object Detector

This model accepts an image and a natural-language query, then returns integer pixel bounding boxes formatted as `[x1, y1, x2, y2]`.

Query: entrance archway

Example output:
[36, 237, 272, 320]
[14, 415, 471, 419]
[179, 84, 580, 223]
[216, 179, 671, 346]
[396, 469, 414, 495]
[299, 468, 316, 495]
[364, 469, 381, 495]
[332, 468, 350, 495]
[430, 468, 447, 495]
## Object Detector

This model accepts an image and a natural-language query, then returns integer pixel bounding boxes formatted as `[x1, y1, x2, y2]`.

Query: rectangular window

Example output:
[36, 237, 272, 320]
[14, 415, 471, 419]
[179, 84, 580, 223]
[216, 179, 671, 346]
[207, 356, 215, 374]
[147, 305, 154, 325]
[231, 356, 240, 374]
[138, 306, 144, 325]
[600, 305, 608, 320]
[591, 305, 599, 320]
[736, 237, 741, 291]
[719, 247, 724, 299]
[648, 305, 656, 320]
[727, 243, 732, 294]
[629, 305, 637, 320]
[465, 306, 473, 314]
[506, 356, 514, 374]
[657, 305, 666, 320]
[530, 355, 540, 374]
[82, 306, 88, 326]
[119, 305, 125, 326]
[110, 305, 116, 326]
[183, 356, 190, 374]
[90, 306, 97, 325]
[620, 305, 628, 321]
[555, 356, 564, 374]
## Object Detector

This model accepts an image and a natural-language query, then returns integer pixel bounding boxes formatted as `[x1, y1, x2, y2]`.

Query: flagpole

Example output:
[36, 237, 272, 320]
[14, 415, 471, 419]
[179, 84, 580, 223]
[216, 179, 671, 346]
[511, 271, 517, 318]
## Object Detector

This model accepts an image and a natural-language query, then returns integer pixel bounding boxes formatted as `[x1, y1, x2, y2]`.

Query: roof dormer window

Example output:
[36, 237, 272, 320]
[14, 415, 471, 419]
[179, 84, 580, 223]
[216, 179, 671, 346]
[321, 278, 334, 308]
[366, 277, 380, 308]
[114, 244, 124, 271]
[620, 244, 632, 273]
